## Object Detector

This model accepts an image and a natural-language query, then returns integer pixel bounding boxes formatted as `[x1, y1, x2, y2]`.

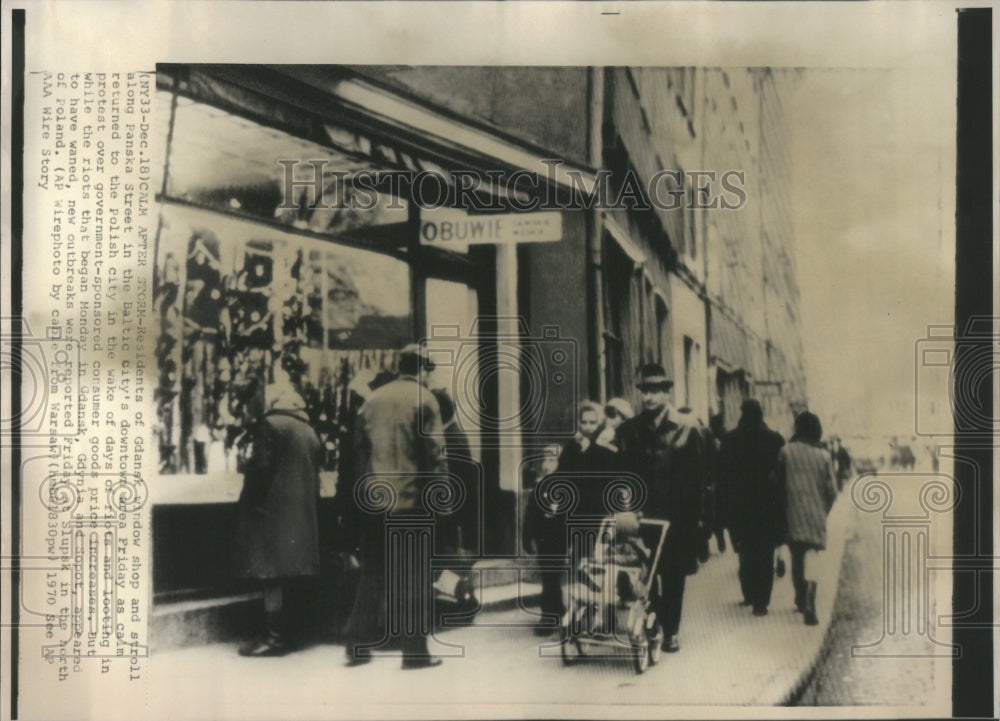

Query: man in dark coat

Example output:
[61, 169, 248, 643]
[233, 369, 322, 656]
[343, 344, 449, 670]
[615, 363, 707, 653]
[717, 399, 785, 616]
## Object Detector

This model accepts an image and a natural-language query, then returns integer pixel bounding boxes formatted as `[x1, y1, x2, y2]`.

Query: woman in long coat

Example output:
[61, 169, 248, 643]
[775, 411, 838, 625]
[233, 373, 322, 656]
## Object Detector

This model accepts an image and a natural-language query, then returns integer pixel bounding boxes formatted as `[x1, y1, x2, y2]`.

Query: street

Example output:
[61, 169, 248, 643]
[147, 498, 854, 716]
[794, 470, 950, 709]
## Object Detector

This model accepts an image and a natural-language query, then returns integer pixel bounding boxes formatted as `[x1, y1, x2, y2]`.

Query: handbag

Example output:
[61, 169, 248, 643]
[775, 544, 789, 578]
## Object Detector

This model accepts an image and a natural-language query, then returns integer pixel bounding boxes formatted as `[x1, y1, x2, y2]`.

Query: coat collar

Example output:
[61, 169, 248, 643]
[641, 404, 677, 433]
[264, 408, 311, 425]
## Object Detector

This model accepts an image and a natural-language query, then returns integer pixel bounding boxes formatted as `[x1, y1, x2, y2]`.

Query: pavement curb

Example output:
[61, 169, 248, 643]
[765, 492, 857, 706]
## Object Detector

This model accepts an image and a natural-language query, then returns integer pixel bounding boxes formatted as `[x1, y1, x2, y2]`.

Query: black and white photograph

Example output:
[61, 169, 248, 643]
[1, 2, 994, 720]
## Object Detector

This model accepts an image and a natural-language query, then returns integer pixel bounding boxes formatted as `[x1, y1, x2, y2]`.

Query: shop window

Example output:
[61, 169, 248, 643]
[154, 204, 412, 476]
[425, 278, 481, 459]
[683, 335, 695, 408]
[602, 235, 639, 397]
[655, 294, 668, 366]
[164, 95, 409, 238]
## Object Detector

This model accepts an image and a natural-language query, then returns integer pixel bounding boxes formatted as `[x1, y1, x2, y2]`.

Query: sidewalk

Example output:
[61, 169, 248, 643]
[146, 495, 853, 715]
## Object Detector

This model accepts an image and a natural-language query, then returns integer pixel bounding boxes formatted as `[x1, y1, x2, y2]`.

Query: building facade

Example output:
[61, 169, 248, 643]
[149, 65, 807, 628]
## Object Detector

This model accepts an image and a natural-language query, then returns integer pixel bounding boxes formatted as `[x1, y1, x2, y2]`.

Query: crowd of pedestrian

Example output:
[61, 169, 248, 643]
[229, 348, 842, 668]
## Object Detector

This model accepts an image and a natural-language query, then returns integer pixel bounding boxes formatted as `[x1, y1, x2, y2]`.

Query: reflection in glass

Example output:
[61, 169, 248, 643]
[153, 205, 412, 475]
[165, 95, 408, 235]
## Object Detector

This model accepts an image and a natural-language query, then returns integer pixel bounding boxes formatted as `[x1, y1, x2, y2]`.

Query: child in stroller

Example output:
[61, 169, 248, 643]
[562, 512, 668, 673]
[577, 512, 651, 603]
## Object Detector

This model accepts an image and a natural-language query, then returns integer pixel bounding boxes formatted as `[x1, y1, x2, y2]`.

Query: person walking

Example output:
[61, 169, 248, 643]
[233, 366, 322, 657]
[776, 411, 838, 626]
[615, 363, 707, 653]
[343, 344, 449, 669]
[523, 402, 615, 635]
[706, 413, 728, 554]
[717, 400, 785, 616]
[829, 436, 853, 492]
[428, 387, 480, 556]
[558, 401, 618, 517]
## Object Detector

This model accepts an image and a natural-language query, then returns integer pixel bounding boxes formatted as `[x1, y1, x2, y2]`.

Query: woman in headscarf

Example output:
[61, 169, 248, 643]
[233, 365, 322, 655]
[776, 411, 838, 626]
[595, 397, 634, 452]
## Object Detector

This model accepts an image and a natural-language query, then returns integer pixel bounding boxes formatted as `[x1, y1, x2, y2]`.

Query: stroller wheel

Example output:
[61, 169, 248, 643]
[560, 637, 583, 666]
[632, 632, 650, 674]
[646, 614, 665, 667]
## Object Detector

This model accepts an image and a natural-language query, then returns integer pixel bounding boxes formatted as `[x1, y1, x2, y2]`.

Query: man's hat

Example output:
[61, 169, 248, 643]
[636, 362, 673, 390]
[399, 342, 436, 371]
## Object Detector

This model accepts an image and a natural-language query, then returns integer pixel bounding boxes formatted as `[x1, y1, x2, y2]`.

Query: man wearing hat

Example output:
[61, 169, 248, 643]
[342, 343, 449, 669]
[614, 363, 707, 653]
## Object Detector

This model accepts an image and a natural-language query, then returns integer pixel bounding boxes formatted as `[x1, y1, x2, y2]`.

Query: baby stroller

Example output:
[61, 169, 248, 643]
[560, 512, 669, 674]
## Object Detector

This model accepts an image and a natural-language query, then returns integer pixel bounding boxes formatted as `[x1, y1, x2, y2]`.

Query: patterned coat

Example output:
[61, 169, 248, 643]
[777, 441, 838, 549]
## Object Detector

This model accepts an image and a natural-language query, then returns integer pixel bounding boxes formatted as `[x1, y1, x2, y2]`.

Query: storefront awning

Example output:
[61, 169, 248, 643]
[158, 65, 596, 208]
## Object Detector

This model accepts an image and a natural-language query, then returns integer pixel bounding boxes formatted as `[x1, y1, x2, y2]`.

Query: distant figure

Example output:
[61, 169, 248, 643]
[702, 413, 728, 557]
[776, 411, 838, 626]
[829, 436, 853, 491]
[889, 437, 916, 470]
[926, 439, 940, 473]
[718, 400, 786, 616]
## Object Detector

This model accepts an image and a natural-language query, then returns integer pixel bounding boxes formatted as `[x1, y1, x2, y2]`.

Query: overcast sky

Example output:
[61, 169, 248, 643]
[787, 65, 956, 441]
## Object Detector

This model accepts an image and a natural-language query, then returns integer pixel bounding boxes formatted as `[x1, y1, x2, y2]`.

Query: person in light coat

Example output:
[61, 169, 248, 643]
[342, 344, 449, 669]
[775, 411, 838, 625]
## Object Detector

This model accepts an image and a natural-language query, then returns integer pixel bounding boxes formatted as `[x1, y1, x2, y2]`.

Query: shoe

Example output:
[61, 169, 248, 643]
[775, 558, 786, 578]
[794, 578, 808, 613]
[662, 635, 680, 653]
[739, 599, 753, 607]
[401, 657, 443, 670]
[345, 651, 372, 667]
[804, 581, 819, 626]
[752, 606, 768, 617]
[238, 611, 288, 657]
[238, 633, 288, 657]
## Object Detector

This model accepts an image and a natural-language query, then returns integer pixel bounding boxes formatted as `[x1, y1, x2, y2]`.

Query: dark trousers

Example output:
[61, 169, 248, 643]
[738, 542, 775, 610]
[345, 517, 434, 660]
[539, 568, 566, 620]
[655, 531, 691, 637]
[659, 562, 687, 636]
